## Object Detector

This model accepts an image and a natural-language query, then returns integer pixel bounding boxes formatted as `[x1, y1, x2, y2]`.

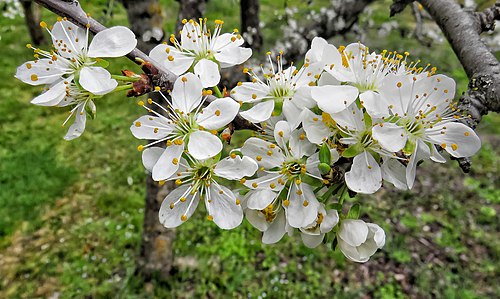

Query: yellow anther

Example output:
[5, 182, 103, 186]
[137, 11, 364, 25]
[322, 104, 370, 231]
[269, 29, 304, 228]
[451, 143, 458, 151]
[441, 143, 447, 149]
[135, 121, 141, 127]
[215, 19, 224, 25]
[207, 215, 214, 221]
[181, 214, 188, 221]
[283, 200, 290, 207]
[278, 131, 284, 137]
[230, 153, 237, 159]
[266, 51, 271, 55]
[256, 155, 262, 161]
[297, 190, 303, 195]
[243, 68, 249, 74]
[137, 100, 145, 106]
[159, 180, 166, 186]
[236, 199, 241, 205]
[240, 178, 247, 184]
[252, 182, 258, 188]
[295, 179, 301, 185]
[181, 76, 187, 82]
[267, 150, 273, 156]
[26, 43, 32, 48]
[154, 86, 161, 91]
[464, 132, 470, 136]
[397, 82, 402, 88]
[137, 145, 144, 152]
[175, 179, 182, 185]
[169, 202, 175, 209]
[147, 98, 153, 104]
[166, 140, 173, 146]
[231, 36, 237, 42]
[251, 94, 257, 99]
[299, 134, 305, 140]
[173, 139, 184, 145]
[237, 82, 242, 86]
[270, 183, 276, 189]
[172, 158, 179, 165]
[40, 21, 47, 28]
[30, 74, 38, 81]
[302, 200, 308, 207]
[182, 19, 187, 24]
[215, 109, 221, 116]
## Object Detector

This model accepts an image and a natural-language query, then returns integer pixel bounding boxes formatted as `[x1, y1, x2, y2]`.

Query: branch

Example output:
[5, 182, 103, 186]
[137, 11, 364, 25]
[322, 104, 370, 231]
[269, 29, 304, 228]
[418, 0, 500, 172]
[474, 0, 500, 33]
[33, 0, 254, 130]
[390, 0, 414, 17]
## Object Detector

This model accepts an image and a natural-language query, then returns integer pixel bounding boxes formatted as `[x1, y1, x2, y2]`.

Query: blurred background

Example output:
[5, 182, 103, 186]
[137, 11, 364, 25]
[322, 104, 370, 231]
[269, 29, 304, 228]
[0, 0, 498, 298]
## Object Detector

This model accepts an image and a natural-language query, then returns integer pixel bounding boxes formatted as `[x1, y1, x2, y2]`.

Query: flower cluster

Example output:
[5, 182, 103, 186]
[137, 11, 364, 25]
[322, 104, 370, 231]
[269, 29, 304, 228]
[15, 18, 137, 139]
[17, 18, 482, 264]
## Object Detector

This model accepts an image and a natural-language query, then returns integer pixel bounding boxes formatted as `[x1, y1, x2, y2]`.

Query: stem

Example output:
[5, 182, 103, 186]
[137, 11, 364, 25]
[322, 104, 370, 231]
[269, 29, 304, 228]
[112, 84, 133, 93]
[112, 75, 140, 82]
[213, 86, 223, 98]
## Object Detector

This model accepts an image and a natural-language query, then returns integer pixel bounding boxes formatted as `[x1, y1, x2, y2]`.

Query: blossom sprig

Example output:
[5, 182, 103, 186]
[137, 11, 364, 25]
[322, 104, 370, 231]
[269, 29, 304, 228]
[15, 18, 137, 139]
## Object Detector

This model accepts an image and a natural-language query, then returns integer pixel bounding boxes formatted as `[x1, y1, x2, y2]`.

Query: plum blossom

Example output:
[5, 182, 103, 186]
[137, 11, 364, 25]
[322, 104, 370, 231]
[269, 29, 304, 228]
[149, 19, 252, 88]
[131, 73, 240, 180]
[15, 19, 137, 139]
[337, 219, 386, 263]
[299, 204, 339, 248]
[155, 153, 258, 229]
[231, 52, 322, 127]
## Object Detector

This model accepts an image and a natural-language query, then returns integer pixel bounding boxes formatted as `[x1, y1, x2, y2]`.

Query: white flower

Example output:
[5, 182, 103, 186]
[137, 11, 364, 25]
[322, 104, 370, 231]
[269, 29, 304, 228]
[337, 219, 385, 263]
[370, 73, 481, 188]
[231, 52, 322, 127]
[241, 121, 322, 229]
[299, 204, 339, 248]
[156, 153, 258, 229]
[15, 19, 137, 139]
[245, 207, 291, 244]
[149, 19, 252, 88]
[131, 73, 240, 177]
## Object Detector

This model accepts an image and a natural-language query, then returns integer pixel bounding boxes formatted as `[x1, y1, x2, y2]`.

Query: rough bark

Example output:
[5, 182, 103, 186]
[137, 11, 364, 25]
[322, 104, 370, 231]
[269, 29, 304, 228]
[21, 0, 46, 45]
[121, 0, 164, 53]
[241, 0, 263, 51]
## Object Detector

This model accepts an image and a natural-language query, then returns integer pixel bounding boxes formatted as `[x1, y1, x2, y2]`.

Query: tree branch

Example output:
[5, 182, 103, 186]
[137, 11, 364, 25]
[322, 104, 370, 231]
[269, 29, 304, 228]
[474, 0, 500, 33]
[33, 0, 254, 130]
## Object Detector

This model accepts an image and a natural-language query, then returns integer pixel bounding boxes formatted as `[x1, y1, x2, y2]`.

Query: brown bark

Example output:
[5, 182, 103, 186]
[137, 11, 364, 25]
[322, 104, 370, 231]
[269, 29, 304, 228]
[121, 0, 164, 52]
[21, 0, 46, 45]
[241, 0, 263, 51]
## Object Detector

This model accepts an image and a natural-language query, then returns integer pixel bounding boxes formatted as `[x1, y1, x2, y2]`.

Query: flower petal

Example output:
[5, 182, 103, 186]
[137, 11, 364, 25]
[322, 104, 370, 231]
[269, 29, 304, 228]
[381, 158, 408, 190]
[290, 129, 316, 158]
[245, 208, 270, 232]
[159, 185, 200, 228]
[241, 137, 285, 169]
[207, 184, 243, 229]
[284, 183, 320, 228]
[302, 109, 332, 145]
[141, 147, 164, 172]
[188, 130, 222, 160]
[426, 122, 481, 158]
[151, 144, 183, 181]
[339, 219, 368, 247]
[64, 104, 87, 140]
[372, 122, 407, 152]
[31, 79, 68, 106]
[171, 73, 203, 113]
[345, 152, 382, 194]
[87, 26, 137, 58]
[79, 66, 117, 95]
[311, 85, 359, 114]
[240, 100, 275, 123]
[360, 90, 390, 118]
[231, 82, 270, 103]
[214, 155, 258, 180]
[301, 233, 324, 248]
[214, 46, 252, 68]
[262, 210, 287, 244]
[194, 59, 221, 88]
[130, 115, 173, 139]
[149, 44, 195, 75]
[197, 97, 239, 130]
[50, 20, 86, 59]
[15, 59, 67, 86]
[245, 189, 278, 210]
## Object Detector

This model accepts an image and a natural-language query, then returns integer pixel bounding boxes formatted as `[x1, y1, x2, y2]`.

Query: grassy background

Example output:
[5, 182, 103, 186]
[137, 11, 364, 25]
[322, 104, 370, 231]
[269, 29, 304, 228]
[0, 0, 498, 298]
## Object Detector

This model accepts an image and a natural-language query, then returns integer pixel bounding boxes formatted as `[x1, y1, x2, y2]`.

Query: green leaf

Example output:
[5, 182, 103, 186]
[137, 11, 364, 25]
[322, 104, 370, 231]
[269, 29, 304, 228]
[319, 143, 331, 164]
[342, 143, 363, 158]
[318, 163, 331, 175]
[94, 58, 110, 68]
[347, 203, 360, 219]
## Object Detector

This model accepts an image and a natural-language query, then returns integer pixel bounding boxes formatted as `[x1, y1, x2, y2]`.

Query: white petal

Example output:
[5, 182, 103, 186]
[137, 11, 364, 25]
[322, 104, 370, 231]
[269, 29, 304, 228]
[406, 140, 430, 189]
[244, 173, 285, 192]
[262, 210, 287, 244]
[180, 21, 200, 51]
[245, 189, 277, 210]
[130, 115, 173, 140]
[305, 37, 328, 63]
[301, 233, 324, 248]
[372, 122, 407, 152]
[381, 159, 408, 190]
[31, 79, 67, 106]
[231, 82, 270, 103]
[282, 100, 303, 129]
[64, 104, 87, 140]
[15, 59, 66, 86]
[338, 239, 368, 263]
[367, 223, 386, 248]
[290, 129, 316, 158]
[214, 46, 252, 68]
[194, 59, 221, 88]
[188, 131, 222, 160]
[50, 20, 86, 59]
[142, 147, 164, 172]
[151, 144, 183, 181]
[79, 67, 117, 95]
[302, 109, 332, 145]
[427, 122, 481, 158]
[241, 137, 285, 169]
[317, 72, 340, 86]
[214, 155, 258, 180]
[239, 101, 275, 123]
[207, 184, 243, 229]
[284, 183, 320, 228]
[345, 152, 382, 194]
[245, 208, 270, 232]
[360, 90, 390, 118]
[274, 120, 291, 149]
[320, 209, 339, 233]
[430, 145, 446, 163]
[87, 26, 137, 57]
[213, 33, 245, 50]
[197, 97, 239, 130]
[171, 73, 203, 113]
[159, 185, 200, 228]
[311, 85, 359, 114]
[149, 44, 194, 75]
[339, 219, 368, 247]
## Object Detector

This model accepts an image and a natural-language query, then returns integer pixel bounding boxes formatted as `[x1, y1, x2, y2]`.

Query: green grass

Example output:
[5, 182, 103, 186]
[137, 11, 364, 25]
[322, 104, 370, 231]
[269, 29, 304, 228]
[0, 1, 499, 298]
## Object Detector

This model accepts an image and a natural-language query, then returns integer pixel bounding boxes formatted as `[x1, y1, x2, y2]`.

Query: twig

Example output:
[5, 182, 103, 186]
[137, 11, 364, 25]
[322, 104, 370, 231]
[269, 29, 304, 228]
[474, 0, 500, 33]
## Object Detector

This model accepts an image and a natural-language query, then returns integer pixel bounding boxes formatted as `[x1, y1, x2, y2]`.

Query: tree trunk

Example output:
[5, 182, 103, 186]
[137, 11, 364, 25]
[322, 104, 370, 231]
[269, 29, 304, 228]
[21, 0, 46, 45]
[175, 0, 207, 33]
[121, 0, 176, 280]
[240, 0, 263, 51]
